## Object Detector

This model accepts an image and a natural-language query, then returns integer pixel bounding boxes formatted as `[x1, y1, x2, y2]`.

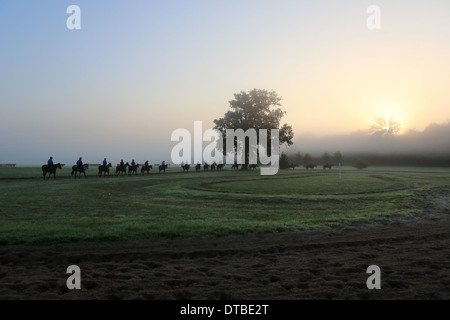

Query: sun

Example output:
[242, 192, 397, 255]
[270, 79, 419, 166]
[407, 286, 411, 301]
[370, 114, 401, 136]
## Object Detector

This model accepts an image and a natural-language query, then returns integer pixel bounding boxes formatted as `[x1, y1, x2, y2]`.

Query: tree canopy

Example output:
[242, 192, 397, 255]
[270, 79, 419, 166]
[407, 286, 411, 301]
[213, 89, 294, 167]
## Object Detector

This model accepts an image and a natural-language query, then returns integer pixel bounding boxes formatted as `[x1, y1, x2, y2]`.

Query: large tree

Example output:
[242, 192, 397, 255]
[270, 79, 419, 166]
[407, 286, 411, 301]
[213, 89, 294, 169]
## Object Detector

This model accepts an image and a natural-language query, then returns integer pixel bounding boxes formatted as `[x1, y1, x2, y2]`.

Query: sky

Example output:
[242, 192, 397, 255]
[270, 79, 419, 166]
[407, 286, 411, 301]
[1, 0, 449, 165]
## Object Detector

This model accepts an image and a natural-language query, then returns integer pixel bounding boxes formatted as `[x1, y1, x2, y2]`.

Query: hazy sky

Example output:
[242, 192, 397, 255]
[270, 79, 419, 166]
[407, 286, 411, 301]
[1, 1, 449, 164]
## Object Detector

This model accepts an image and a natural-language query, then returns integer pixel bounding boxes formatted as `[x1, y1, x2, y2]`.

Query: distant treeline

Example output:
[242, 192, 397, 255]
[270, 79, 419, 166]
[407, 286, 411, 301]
[284, 152, 450, 168]
[343, 154, 450, 167]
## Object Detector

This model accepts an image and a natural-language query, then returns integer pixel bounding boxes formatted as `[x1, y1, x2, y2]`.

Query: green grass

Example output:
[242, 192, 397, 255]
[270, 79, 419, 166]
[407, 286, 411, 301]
[1, 166, 449, 245]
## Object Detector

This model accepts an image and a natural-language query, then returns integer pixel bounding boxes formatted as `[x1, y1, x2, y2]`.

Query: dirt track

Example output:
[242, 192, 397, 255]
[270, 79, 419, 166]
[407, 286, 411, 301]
[0, 189, 449, 300]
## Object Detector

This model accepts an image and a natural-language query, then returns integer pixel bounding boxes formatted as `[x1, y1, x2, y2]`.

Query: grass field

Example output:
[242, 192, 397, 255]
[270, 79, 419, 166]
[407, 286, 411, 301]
[1, 166, 450, 245]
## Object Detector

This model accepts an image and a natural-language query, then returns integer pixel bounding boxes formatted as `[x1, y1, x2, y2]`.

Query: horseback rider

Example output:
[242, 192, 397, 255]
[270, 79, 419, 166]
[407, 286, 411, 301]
[161, 160, 165, 167]
[77, 157, 83, 170]
[131, 159, 136, 169]
[48, 156, 54, 171]
[145, 160, 149, 168]
[120, 159, 125, 171]
[103, 158, 107, 166]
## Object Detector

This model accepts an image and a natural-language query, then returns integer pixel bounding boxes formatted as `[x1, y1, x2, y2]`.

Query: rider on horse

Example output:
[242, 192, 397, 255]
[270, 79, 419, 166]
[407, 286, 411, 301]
[77, 157, 83, 170]
[103, 158, 107, 166]
[120, 159, 125, 171]
[48, 157, 54, 171]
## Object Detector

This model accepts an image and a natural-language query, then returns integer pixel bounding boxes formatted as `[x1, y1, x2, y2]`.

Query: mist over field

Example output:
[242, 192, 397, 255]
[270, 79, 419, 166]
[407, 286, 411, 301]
[289, 121, 450, 161]
[1, 120, 450, 167]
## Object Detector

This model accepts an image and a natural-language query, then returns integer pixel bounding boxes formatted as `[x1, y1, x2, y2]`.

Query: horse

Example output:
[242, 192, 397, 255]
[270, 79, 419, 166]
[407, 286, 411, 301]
[210, 163, 216, 171]
[306, 164, 317, 170]
[116, 163, 129, 175]
[181, 164, 190, 173]
[249, 164, 259, 170]
[231, 164, 240, 170]
[217, 164, 224, 171]
[159, 164, 168, 174]
[71, 164, 89, 178]
[323, 163, 334, 170]
[141, 164, 153, 175]
[98, 163, 112, 177]
[203, 163, 210, 171]
[42, 163, 62, 180]
[195, 164, 201, 172]
[128, 164, 140, 176]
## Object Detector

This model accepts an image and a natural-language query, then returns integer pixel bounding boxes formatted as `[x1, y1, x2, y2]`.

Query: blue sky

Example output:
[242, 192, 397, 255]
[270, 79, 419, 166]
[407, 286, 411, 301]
[1, 1, 449, 165]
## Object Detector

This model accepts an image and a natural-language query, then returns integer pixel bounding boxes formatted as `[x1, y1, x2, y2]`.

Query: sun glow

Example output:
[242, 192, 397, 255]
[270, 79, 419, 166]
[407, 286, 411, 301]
[369, 100, 409, 135]
[370, 112, 402, 136]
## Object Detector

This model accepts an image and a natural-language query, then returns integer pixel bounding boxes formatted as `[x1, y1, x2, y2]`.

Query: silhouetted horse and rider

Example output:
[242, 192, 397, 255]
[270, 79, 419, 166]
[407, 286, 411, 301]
[141, 162, 153, 175]
[42, 163, 63, 180]
[71, 164, 89, 178]
[98, 163, 112, 177]
[128, 160, 140, 176]
[323, 163, 334, 170]
[116, 160, 129, 175]
[159, 164, 168, 174]
[231, 163, 240, 170]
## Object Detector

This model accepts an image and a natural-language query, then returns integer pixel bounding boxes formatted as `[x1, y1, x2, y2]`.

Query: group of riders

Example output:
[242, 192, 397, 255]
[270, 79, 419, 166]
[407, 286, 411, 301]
[46, 156, 160, 176]
[44, 156, 259, 179]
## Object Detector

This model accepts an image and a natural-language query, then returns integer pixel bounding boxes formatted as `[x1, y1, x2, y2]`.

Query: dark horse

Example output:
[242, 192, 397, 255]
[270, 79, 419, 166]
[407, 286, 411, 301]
[71, 164, 89, 178]
[116, 163, 129, 175]
[141, 164, 153, 175]
[323, 163, 334, 170]
[249, 164, 259, 170]
[98, 163, 112, 177]
[159, 164, 168, 174]
[181, 164, 190, 173]
[128, 164, 140, 176]
[42, 163, 63, 180]
[231, 163, 240, 170]
[195, 164, 201, 172]
[217, 164, 224, 171]
[203, 163, 210, 171]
